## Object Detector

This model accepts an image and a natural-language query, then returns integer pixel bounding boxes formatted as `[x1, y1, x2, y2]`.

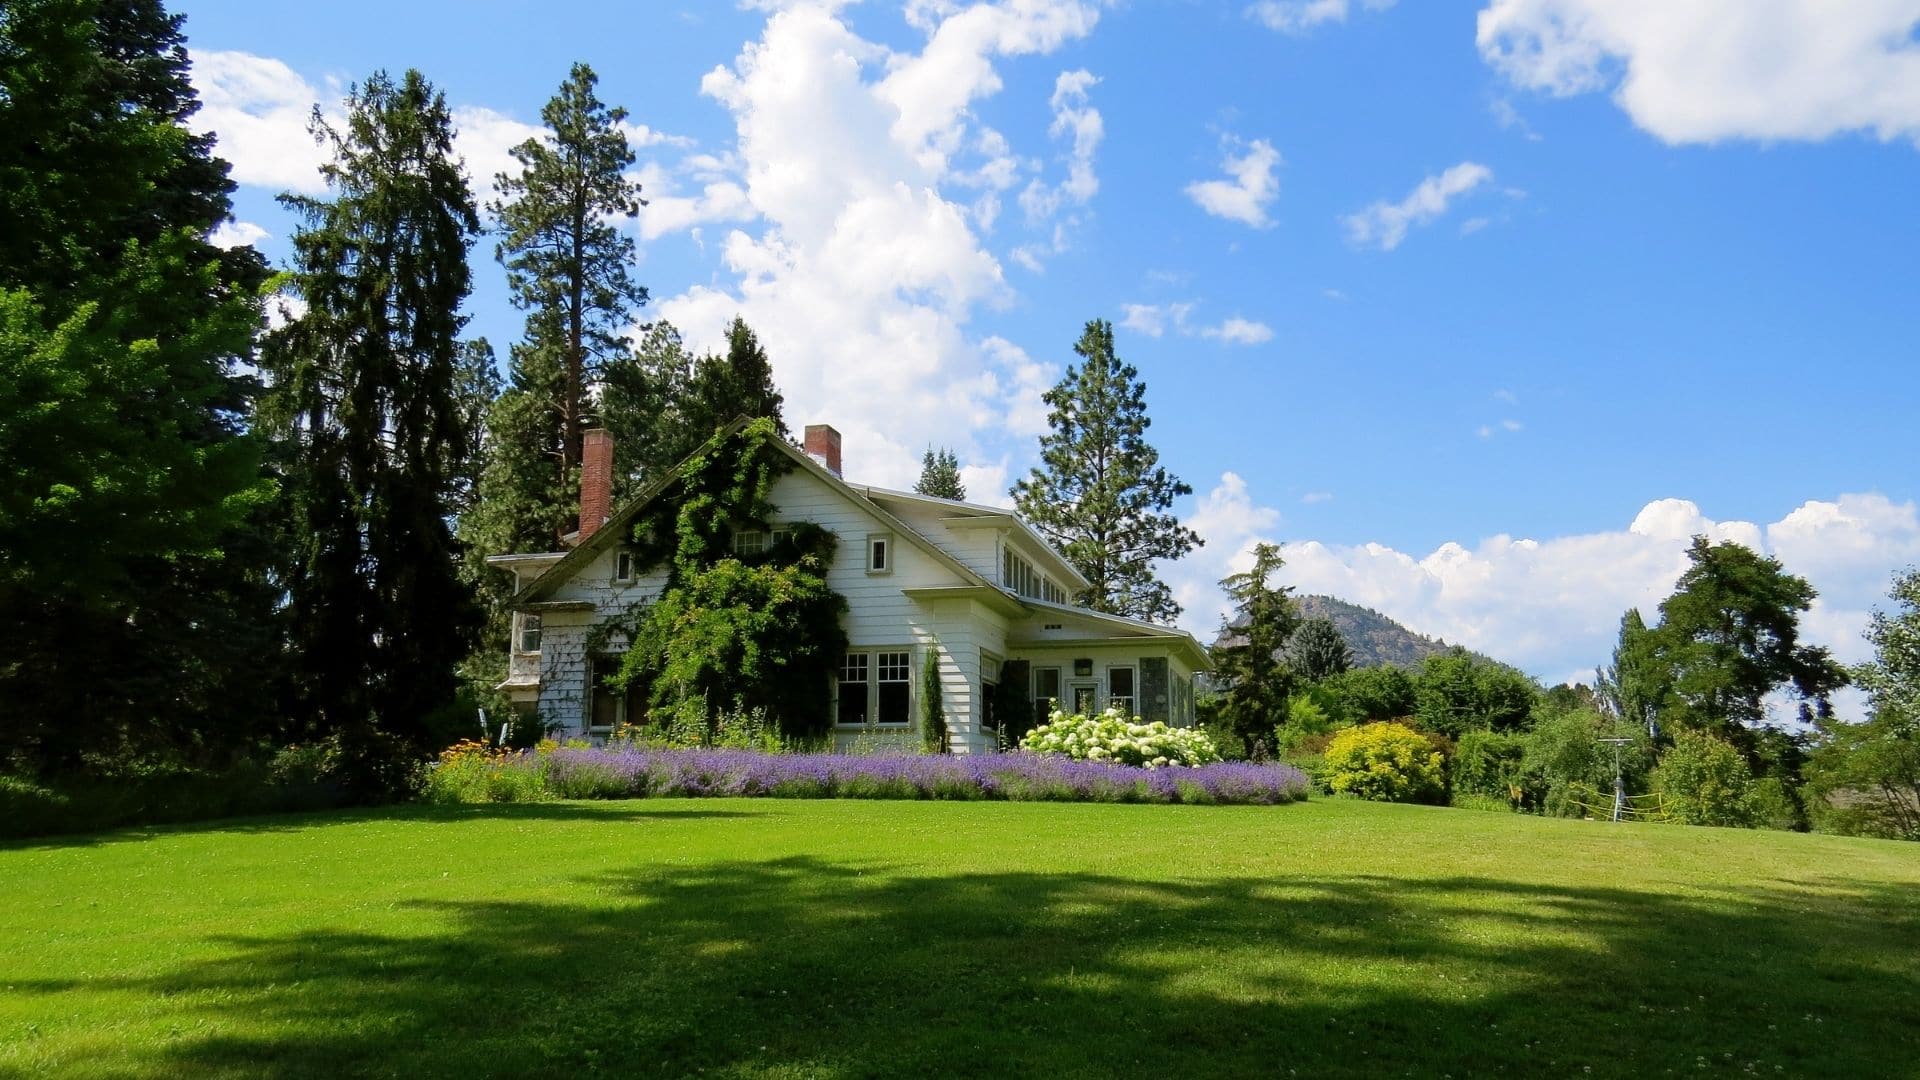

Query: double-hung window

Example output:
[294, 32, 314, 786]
[836, 649, 911, 725]
[1033, 666, 1061, 727]
[515, 613, 542, 653]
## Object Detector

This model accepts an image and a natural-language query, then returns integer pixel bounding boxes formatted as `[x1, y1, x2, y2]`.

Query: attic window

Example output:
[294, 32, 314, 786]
[614, 549, 635, 582]
[867, 534, 891, 574]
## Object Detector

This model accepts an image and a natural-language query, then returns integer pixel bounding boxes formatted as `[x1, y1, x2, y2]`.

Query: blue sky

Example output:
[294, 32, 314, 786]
[182, 0, 1920, 697]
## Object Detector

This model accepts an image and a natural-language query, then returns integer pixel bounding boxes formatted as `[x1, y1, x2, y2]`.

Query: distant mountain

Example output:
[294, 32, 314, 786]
[1214, 594, 1494, 670]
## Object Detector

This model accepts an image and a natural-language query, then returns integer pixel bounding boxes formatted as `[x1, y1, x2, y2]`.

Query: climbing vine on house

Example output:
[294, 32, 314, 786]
[606, 419, 849, 738]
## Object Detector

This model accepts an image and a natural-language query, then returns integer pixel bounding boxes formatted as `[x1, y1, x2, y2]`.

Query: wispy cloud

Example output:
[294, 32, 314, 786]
[1344, 161, 1493, 251]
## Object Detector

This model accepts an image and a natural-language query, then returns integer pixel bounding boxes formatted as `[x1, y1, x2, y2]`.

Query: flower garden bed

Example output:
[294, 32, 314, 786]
[426, 744, 1311, 806]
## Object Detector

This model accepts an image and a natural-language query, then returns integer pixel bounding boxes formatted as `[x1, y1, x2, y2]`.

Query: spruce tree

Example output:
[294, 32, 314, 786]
[263, 70, 484, 795]
[1290, 617, 1353, 682]
[1012, 319, 1199, 623]
[489, 62, 647, 480]
[915, 447, 967, 500]
[0, 0, 276, 774]
[1213, 543, 1300, 755]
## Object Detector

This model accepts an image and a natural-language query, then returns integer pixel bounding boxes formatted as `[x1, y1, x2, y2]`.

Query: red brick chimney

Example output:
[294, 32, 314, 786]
[804, 424, 842, 478]
[579, 428, 613, 541]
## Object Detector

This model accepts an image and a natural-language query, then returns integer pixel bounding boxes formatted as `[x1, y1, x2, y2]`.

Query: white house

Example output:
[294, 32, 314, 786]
[489, 422, 1210, 753]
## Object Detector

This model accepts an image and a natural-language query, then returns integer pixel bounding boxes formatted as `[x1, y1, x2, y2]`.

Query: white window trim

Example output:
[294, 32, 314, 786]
[835, 646, 913, 727]
[1107, 664, 1137, 718]
[866, 533, 893, 575]
[514, 613, 542, 654]
[614, 548, 636, 582]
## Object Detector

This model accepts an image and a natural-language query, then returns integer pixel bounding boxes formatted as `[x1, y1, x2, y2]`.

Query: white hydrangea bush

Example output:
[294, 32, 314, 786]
[1019, 706, 1221, 768]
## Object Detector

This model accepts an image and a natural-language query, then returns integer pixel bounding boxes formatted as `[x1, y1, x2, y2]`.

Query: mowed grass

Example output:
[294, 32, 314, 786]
[3, 799, 1917, 1079]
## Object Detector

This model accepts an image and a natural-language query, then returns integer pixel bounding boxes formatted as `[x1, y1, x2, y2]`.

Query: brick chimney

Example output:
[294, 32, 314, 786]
[803, 424, 842, 478]
[579, 428, 613, 541]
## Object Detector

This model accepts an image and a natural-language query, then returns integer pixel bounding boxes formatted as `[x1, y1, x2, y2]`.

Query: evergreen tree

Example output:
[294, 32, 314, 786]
[1212, 543, 1300, 756]
[602, 320, 702, 492]
[1290, 617, 1354, 682]
[686, 316, 787, 437]
[489, 62, 647, 480]
[1646, 537, 1849, 757]
[262, 70, 484, 795]
[1012, 319, 1199, 623]
[915, 446, 967, 500]
[0, 0, 276, 774]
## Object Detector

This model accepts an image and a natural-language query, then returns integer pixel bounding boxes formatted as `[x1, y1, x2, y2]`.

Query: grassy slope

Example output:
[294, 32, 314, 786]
[2, 799, 1917, 1079]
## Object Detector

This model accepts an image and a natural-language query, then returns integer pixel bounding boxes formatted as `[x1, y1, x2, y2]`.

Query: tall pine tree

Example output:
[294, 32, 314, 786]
[1012, 319, 1199, 623]
[1212, 543, 1300, 755]
[0, 0, 277, 774]
[263, 70, 483, 795]
[488, 62, 647, 481]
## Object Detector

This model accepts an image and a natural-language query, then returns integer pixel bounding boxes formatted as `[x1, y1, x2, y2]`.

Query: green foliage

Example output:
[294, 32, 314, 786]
[1412, 650, 1539, 737]
[615, 420, 848, 740]
[1806, 568, 1920, 840]
[920, 642, 948, 753]
[0, 0, 277, 775]
[1315, 665, 1418, 725]
[1020, 706, 1222, 767]
[1211, 542, 1301, 757]
[1518, 706, 1654, 818]
[1289, 617, 1353, 681]
[1280, 690, 1344, 749]
[1322, 722, 1446, 804]
[1645, 537, 1849, 750]
[261, 70, 484, 798]
[1595, 608, 1663, 737]
[489, 62, 648, 480]
[601, 320, 702, 493]
[1011, 318, 1199, 623]
[1453, 730, 1528, 805]
[914, 447, 967, 500]
[684, 316, 788, 438]
[1653, 729, 1758, 828]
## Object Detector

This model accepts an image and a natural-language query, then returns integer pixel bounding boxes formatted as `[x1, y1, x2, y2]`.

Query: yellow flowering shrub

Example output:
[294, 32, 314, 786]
[1323, 722, 1446, 803]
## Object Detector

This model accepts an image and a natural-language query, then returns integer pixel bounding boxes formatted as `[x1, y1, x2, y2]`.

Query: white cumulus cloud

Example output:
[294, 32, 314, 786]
[1184, 136, 1282, 228]
[1344, 161, 1494, 251]
[1477, 0, 1920, 146]
[1117, 302, 1271, 346]
[655, 0, 1102, 490]
[209, 220, 270, 249]
[1166, 486, 1920, 708]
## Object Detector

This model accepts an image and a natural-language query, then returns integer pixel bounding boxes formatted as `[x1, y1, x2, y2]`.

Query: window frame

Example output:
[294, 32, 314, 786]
[614, 548, 636, 582]
[835, 648, 913, 727]
[866, 533, 892, 575]
[514, 613, 542, 654]
[1107, 665, 1136, 718]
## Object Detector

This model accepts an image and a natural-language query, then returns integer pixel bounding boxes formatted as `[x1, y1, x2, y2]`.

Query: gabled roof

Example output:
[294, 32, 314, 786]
[854, 484, 1091, 592]
[509, 417, 1007, 607]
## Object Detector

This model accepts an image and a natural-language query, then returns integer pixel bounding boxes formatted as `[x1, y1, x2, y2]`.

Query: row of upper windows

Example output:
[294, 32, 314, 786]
[1002, 547, 1066, 604]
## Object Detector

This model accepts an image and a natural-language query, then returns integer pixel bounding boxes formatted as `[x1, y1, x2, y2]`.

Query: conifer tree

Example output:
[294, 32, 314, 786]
[1213, 543, 1300, 755]
[1290, 617, 1353, 682]
[602, 320, 702, 492]
[489, 62, 648, 479]
[1012, 319, 1199, 623]
[915, 447, 967, 501]
[0, 0, 276, 773]
[263, 70, 484, 795]
[686, 316, 787, 437]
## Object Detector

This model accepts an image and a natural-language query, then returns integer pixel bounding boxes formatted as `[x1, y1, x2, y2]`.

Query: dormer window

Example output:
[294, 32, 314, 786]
[867, 534, 891, 574]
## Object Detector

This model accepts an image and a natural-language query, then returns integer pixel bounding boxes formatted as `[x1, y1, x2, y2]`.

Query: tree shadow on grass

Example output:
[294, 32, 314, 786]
[12, 854, 1919, 1078]
[0, 802, 766, 852]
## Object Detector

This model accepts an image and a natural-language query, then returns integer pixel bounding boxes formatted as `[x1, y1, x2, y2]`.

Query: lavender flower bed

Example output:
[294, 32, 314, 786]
[481, 748, 1310, 806]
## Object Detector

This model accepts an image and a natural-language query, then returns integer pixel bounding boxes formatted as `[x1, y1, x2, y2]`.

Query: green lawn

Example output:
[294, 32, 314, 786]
[3, 799, 1917, 1078]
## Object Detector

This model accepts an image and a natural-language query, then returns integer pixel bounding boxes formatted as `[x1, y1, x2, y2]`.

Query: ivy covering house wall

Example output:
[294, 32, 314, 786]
[607, 419, 849, 738]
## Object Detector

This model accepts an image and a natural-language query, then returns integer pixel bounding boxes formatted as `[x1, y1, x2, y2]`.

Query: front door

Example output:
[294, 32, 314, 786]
[1071, 682, 1098, 716]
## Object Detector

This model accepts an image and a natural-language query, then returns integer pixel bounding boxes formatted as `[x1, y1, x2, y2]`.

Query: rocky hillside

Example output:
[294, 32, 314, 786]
[1215, 594, 1493, 670]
